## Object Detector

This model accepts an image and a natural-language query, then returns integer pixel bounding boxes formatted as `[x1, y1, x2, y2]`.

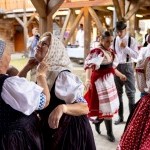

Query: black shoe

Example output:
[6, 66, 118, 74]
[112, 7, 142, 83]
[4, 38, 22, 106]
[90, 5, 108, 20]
[114, 118, 123, 125]
[93, 118, 104, 134]
[93, 122, 101, 134]
[107, 133, 115, 142]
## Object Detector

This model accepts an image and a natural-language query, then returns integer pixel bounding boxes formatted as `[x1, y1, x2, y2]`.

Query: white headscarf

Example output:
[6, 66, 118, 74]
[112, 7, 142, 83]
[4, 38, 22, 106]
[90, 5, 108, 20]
[0, 39, 6, 58]
[43, 33, 71, 72]
[43, 33, 72, 90]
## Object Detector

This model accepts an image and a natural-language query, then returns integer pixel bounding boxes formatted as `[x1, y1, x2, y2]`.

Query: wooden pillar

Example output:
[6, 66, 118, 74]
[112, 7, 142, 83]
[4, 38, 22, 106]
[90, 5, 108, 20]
[47, 13, 53, 32]
[23, 0, 28, 51]
[135, 16, 138, 29]
[129, 4, 136, 37]
[84, 7, 91, 58]
[39, 17, 47, 34]
[67, 9, 76, 44]
[119, 0, 125, 16]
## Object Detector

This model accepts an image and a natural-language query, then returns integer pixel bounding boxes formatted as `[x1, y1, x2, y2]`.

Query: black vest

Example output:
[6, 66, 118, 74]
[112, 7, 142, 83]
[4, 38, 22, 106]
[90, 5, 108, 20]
[0, 74, 25, 133]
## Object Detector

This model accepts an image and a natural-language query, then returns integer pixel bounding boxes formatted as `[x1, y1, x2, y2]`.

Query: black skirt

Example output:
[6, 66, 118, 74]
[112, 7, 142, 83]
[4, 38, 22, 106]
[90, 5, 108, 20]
[41, 114, 96, 150]
[0, 113, 43, 150]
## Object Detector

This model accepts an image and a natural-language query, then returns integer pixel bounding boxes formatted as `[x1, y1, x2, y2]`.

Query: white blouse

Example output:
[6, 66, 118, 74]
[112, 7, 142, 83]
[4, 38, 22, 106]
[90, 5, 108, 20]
[55, 71, 86, 104]
[113, 34, 139, 63]
[1, 76, 46, 115]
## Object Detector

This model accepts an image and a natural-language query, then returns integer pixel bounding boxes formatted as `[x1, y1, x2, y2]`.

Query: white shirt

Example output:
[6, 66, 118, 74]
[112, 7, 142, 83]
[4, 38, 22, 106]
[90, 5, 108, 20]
[76, 29, 84, 47]
[1, 76, 45, 115]
[55, 71, 86, 103]
[113, 34, 139, 64]
[137, 44, 150, 61]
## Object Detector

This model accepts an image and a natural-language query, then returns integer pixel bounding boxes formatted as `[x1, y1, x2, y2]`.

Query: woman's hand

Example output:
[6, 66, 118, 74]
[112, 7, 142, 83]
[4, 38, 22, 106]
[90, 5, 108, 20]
[84, 80, 91, 91]
[48, 104, 67, 129]
[36, 61, 48, 77]
[27, 58, 39, 70]
[120, 74, 127, 81]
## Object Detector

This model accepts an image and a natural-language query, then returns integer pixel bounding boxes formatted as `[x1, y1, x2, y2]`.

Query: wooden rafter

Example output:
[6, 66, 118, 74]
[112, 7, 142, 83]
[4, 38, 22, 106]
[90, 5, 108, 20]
[61, 0, 113, 8]
[124, 0, 145, 21]
[30, 0, 46, 17]
[14, 14, 24, 27]
[47, 0, 64, 15]
[93, 6, 110, 13]
[112, 0, 123, 21]
[88, 7, 103, 34]
[64, 8, 84, 46]
[26, 12, 37, 26]
[126, 0, 131, 14]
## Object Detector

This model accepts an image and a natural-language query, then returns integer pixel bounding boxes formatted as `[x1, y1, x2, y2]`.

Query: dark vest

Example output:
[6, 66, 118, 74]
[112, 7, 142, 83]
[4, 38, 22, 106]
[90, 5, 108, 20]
[0, 74, 25, 133]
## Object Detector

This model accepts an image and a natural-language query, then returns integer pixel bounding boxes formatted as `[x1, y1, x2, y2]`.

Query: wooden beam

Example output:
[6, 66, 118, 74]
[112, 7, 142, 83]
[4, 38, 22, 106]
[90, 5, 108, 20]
[93, 6, 111, 13]
[60, 9, 71, 41]
[67, 9, 76, 44]
[26, 13, 37, 26]
[39, 17, 47, 34]
[125, 0, 131, 14]
[14, 14, 24, 27]
[119, 0, 125, 16]
[88, 7, 103, 34]
[30, 0, 46, 17]
[143, 0, 150, 6]
[64, 8, 84, 46]
[112, 0, 123, 21]
[47, 0, 64, 15]
[124, 0, 145, 21]
[84, 7, 91, 58]
[47, 13, 53, 32]
[129, 4, 136, 37]
[61, 0, 113, 8]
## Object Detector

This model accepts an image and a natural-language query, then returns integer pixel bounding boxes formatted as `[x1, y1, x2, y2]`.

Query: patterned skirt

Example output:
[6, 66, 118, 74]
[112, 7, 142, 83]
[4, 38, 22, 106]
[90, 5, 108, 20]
[84, 68, 119, 119]
[117, 94, 150, 150]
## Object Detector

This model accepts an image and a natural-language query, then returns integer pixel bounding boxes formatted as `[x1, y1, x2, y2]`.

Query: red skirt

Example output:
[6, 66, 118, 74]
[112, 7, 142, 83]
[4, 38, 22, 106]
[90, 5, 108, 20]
[84, 67, 116, 119]
[117, 94, 150, 150]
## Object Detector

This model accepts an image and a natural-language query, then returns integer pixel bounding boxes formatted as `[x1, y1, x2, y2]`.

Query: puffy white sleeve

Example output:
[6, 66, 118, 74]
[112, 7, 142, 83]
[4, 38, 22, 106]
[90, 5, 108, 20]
[55, 71, 87, 104]
[84, 51, 104, 70]
[1, 76, 46, 115]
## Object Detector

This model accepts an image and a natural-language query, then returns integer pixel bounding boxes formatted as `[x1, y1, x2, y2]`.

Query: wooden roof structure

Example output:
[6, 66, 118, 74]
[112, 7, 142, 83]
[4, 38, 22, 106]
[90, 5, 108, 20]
[0, 0, 150, 55]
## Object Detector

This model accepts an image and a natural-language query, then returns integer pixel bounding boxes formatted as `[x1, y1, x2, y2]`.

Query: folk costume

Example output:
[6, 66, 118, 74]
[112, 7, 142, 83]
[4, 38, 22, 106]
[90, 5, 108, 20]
[117, 57, 150, 150]
[117, 36, 150, 150]
[84, 45, 119, 119]
[38, 33, 96, 150]
[0, 40, 46, 150]
[113, 21, 139, 125]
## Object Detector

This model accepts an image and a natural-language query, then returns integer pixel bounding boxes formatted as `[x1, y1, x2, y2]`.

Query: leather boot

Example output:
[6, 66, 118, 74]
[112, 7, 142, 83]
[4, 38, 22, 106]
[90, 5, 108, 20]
[93, 117, 104, 134]
[115, 100, 124, 125]
[104, 119, 115, 142]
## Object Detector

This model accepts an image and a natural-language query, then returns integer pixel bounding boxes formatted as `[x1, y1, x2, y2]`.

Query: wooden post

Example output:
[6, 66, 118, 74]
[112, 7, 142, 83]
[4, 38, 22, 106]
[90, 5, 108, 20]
[129, 4, 136, 37]
[119, 0, 125, 16]
[112, 0, 123, 21]
[64, 8, 84, 46]
[47, 13, 53, 32]
[39, 17, 47, 34]
[60, 9, 71, 41]
[23, 0, 28, 52]
[84, 7, 91, 58]
[88, 7, 103, 34]
[67, 9, 76, 44]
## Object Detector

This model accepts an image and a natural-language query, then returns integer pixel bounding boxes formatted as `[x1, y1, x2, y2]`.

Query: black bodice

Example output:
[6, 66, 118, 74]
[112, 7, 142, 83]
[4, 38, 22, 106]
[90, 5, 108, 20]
[0, 74, 25, 133]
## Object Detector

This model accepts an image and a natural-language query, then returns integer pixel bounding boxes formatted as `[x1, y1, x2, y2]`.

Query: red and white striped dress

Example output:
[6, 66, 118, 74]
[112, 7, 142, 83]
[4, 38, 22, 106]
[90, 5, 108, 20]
[84, 45, 119, 119]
